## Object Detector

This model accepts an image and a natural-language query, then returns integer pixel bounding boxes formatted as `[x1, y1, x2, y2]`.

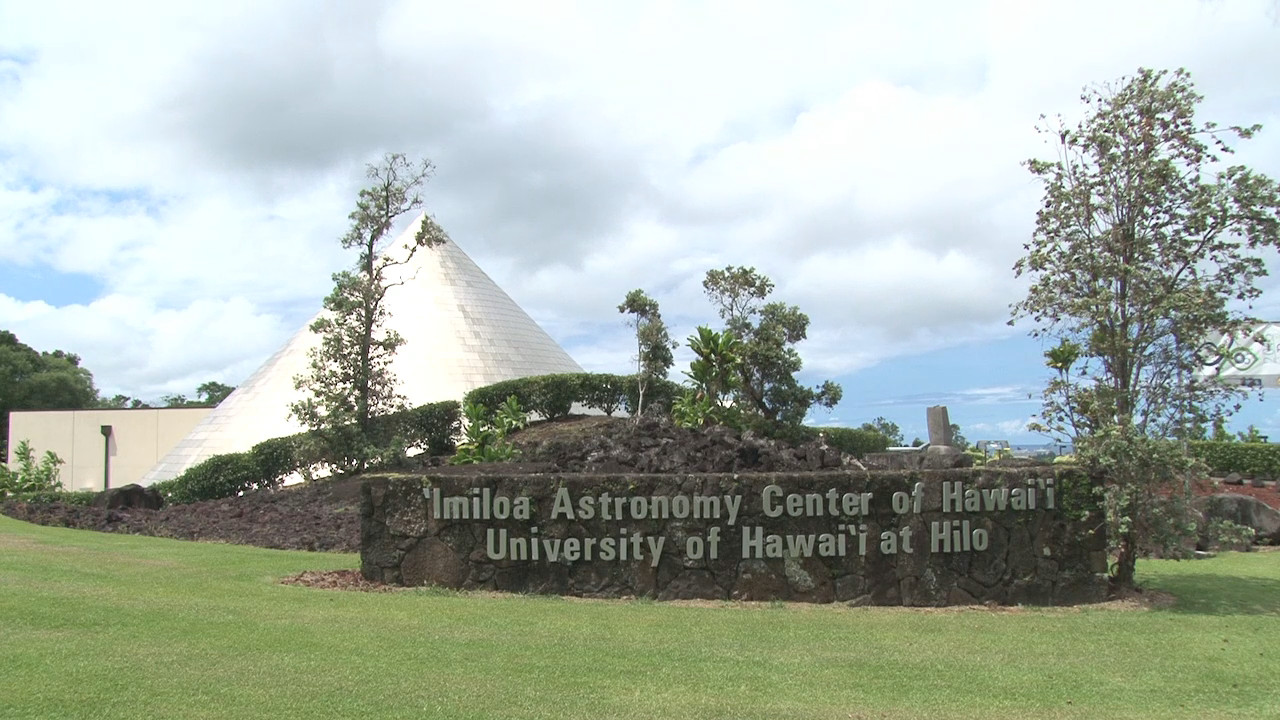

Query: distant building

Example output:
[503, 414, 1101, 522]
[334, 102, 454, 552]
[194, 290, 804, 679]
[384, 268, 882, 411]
[8, 218, 583, 491]
[6, 217, 584, 491]
[7, 407, 211, 491]
[139, 215, 583, 485]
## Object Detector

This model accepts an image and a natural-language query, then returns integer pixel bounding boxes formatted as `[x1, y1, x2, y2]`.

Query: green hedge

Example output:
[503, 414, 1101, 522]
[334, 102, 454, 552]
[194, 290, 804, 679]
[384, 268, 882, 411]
[732, 420, 891, 458]
[1189, 441, 1280, 477]
[623, 377, 684, 416]
[771, 425, 891, 458]
[152, 452, 266, 505]
[463, 373, 682, 419]
[249, 435, 304, 485]
[463, 374, 889, 457]
[816, 427, 891, 458]
[155, 400, 461, 505]
[465, 376, 562, 419]
[578, 373, 628, 416]
[395, 401, 462, 456]
[6, 489, 97, 506]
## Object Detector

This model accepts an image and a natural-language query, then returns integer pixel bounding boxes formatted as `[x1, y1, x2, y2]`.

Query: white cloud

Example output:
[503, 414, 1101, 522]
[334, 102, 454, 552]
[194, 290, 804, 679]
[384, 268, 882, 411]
[868, 385, 1038, 410]
[0, 0, 1277, 399]
[969, 417, 1037, 438]
[0, 293, 290, 399]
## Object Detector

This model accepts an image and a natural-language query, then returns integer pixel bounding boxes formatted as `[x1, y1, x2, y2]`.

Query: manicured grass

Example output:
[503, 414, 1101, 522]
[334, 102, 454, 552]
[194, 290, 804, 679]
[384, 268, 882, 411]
[0, 515, 1276, 720]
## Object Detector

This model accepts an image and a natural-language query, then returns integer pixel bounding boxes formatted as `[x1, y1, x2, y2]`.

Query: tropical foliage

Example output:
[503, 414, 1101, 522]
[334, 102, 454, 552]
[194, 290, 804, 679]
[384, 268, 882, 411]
[291, 153, 448, 472]
[0, 440, 65, 498]
[1013, 67, 1280, 585]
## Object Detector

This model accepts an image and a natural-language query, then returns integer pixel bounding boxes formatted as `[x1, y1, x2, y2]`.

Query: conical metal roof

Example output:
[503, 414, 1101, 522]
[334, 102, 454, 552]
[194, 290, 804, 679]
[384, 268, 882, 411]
[142, 215, 582, 483]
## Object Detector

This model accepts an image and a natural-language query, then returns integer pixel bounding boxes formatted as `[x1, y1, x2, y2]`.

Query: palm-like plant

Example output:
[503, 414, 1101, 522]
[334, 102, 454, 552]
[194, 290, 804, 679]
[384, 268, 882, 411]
[674, 327, 744, 429]
[685, 326, 741, 406]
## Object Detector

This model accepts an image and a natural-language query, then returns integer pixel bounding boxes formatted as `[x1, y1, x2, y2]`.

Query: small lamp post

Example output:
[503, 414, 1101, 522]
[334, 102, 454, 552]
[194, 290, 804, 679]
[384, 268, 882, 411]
[100, 425, 113, 491]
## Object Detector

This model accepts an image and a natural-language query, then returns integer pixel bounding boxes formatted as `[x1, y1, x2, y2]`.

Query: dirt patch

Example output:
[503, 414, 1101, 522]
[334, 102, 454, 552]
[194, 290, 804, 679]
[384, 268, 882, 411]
[1105, 586, 1179, 610]
[1202, 480, 1280, 510]
[280, 569, 400, 592]
[512, 415, 620, 445]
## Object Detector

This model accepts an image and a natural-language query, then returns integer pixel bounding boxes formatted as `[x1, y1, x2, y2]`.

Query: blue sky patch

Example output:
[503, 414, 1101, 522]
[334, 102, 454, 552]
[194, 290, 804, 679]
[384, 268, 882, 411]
[48, 187, 166, 217]
[0, 261, 103, 306]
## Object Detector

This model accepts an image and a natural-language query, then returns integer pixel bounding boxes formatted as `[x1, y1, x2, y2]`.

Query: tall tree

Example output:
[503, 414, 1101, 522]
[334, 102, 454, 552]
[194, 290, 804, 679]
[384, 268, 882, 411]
[99, 395, 151, 409]
[0, 331, 98, 455]
[702, 266, 841, 426]
[196, 381, 235, 406]
[159, 393, 190, 407]
[1012, 68, 1280, 586]
[617, 289, 676, 417]
[291, 153, 447, 472]
[859, 416, 904, 446]
[159, 381, 236, 408]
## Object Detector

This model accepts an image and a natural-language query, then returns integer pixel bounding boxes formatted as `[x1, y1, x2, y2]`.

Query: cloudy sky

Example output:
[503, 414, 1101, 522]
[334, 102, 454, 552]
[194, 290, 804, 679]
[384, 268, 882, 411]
[2, 0, 1279, 445]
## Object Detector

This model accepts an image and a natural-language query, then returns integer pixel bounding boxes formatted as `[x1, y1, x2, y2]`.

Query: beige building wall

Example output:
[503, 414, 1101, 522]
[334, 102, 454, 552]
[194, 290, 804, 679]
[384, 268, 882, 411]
[7, 408, 212, 491]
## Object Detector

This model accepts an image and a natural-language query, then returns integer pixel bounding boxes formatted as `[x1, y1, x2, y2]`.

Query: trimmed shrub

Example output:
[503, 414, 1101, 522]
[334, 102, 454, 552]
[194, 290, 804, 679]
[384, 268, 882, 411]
[397, 400, 461, 456]
[467, 374, 582, 421]
[250, 435, 304, 486]
[156, 452, 267, 505]
[623, 376, 683, 416]
[465, 379, 538, 418]
[527, 374, 579, 420]
[1190, 441, 1280, 477]
[578, 373, 629, 416]
[465, 373, 686, 420]
[8, 489, 97, 506]
[818, 427, 891, 458]
[730, 422, 891, 458]
[461, 374, 903, 456]
[464, 372, 683, 419]
[746, 417, 812, 443]
[154, 400, 461, 504]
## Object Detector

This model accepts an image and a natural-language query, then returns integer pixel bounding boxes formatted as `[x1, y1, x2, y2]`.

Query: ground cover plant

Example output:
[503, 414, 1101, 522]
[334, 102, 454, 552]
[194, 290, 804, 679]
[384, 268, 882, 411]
[1, 515, 1276, 720]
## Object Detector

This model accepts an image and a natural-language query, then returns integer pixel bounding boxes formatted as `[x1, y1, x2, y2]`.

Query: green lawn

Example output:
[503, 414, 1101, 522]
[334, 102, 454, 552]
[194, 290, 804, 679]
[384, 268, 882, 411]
[1, 515, 1276, 720]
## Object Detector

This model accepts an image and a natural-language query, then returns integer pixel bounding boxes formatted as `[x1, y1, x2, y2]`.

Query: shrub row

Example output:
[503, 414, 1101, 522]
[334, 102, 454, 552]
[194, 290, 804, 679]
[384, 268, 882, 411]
[816, 427, 892, 458]
[463, 373, 894, 459]
[463, 373, 684, 419]
[392, 400, 461, 456]
[774, 425, 891, 459]
[5, 489, 98, 506]
[151, 452, 267, 505]
[1189, 441, 1280, 478]
[153, 400, 461, 505]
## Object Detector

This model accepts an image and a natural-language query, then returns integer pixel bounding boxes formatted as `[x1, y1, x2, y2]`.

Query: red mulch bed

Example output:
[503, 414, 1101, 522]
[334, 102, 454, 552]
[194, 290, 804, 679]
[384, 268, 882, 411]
[1199, 479, 1280, 510]
[1, 474, 366, 552]
[280, 570, 399, 591]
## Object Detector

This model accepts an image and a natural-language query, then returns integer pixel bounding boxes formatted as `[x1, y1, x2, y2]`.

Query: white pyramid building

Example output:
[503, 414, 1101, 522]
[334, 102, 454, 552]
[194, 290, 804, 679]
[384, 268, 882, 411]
[142, 215, 583, 483]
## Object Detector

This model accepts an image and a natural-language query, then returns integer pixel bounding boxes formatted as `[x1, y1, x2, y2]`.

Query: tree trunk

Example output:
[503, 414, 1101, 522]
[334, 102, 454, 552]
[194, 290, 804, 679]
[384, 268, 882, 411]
[634, 337, 645, 420]
[356, 239, 377, 473]
[1112, 533, 1138, 589]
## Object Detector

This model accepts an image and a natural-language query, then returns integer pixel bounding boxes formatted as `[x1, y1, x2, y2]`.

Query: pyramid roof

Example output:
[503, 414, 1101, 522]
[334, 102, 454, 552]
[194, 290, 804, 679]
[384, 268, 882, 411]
[142, 215, 582, 483]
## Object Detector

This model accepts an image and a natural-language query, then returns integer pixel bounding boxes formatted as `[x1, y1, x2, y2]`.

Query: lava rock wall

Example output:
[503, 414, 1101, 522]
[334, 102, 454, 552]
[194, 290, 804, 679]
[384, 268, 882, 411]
[361, 470, 1108, 606]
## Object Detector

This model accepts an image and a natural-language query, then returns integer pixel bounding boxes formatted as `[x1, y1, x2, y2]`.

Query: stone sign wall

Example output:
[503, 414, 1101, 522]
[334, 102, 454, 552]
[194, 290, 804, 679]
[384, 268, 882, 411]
[361, 469, 1109, 606]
